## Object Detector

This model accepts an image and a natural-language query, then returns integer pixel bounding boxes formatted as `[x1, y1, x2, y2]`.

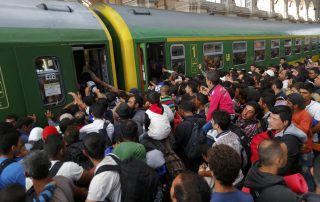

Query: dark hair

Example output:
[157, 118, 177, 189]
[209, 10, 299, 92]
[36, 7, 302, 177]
[119, 120, 138, 142]
[271, 105, 292, 126]
[4, 114, 19, 121]
[208, 144, 241, 186]
[196, 93, 209, 105]
[258, 139, 283, 166]
[23, 150, 50, 180]
[211, 110, 230, 131]
[16, 117, 33, 129]
[272, 79, 283, 89]
[59, 118, 74, 134]
[187, 80, 198, 93]
[96, 98, 109, 109]
[44, 135, 64, 158]
[242, 75, 255, 86]
[0, 130, 20, 155]
[90, 103, 105, 118]
[0, 183, 26, 202]
[280, 57, 286, 61]
[300, 83, 315, 93]
[129, 94, 144, 108]
[173, 172, 211, 202]
[83, 132, 106, 160]
[146, 91, 160, 104]
[206, 70, 220, 85]
[309, 67, 320, 75]
[63, 126, 79, 146]
[314, 156, 320, 186]
[83, 96, 94, 107]
[260, 92, 275, 110]
[67, 104, 80, 115]
[179, 101, 195, 113]
[246, 101, 260, 115]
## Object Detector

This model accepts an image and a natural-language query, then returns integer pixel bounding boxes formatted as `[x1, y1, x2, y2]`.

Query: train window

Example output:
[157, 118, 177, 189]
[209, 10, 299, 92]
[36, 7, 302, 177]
[233, 41, 247, 65]
[318, 37, 320, 50]
[35, 57, 65, 107]
[284, 39, 292, 56]
[295, 38, 302, 54]
[170, 44, 186, 74]
[203, 42, 223, 69]
[304, 37, 310, 52]
[271, 39, 280, 59]
[254, 40, 265, 61]
[311, 37, 317, 51]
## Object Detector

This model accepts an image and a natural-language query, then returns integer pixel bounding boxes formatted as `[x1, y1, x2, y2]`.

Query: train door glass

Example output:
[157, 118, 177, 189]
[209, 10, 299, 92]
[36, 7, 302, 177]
[271, 39, 280, 58]
[304, 38, 310, 52]
[295, 38, 302, 54]
[72, 46, 109, 93]
[203, 42, 223, 69]
[232, 41, 247, 65]
[284, 39, 292, 56]
[311, 37, 317, 51]
[170, 44, 186, 74]
[254, 40, 265, 61]
[35, 56, 65, 107]
[147, 43, 165, 82]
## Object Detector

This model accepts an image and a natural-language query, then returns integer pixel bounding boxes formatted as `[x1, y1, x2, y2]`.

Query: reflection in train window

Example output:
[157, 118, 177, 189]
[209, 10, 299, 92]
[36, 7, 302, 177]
[254, 40, 265, 62]
[284, 39, 292, 56]
[295, 38, 302, 54]
[35, 57, 65, 107]
[170, 44, 186, 74]
[203, 42, 223, 69]
[271, 39, 280, 59]
[233, 41, 247, 65]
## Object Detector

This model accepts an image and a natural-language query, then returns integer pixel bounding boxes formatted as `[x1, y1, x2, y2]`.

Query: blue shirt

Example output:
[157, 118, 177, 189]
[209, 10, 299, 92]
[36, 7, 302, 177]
[0, 158, 26, 189]
[211, 190, 253, 202]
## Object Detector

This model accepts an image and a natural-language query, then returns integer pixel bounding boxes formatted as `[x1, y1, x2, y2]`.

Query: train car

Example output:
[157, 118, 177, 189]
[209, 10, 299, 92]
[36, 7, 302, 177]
[0, 0, 117, 124]
[93, 3, 320, 92]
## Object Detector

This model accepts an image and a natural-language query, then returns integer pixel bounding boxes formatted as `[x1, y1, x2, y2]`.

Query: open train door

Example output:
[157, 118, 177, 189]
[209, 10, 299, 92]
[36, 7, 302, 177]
[137, 43, 148, 92]
[14, 45, 77, 125]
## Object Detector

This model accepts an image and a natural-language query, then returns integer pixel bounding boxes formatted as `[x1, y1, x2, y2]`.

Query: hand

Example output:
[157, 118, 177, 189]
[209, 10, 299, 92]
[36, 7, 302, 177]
[200, 86, 209, 95]
[45, 110, 54, 120]
[198, 64, 202, 70]
[28, 114, 37, 123]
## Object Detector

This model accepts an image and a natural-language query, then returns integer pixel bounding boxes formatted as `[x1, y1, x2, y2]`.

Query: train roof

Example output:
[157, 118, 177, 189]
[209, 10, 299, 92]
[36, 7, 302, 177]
[0, 0, 107, 43]
[107, 4, 320, 40]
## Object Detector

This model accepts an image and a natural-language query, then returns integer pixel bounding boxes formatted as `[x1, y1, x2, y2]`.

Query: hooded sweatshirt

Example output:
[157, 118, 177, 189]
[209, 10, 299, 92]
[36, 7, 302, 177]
[244, 161, 300, 202]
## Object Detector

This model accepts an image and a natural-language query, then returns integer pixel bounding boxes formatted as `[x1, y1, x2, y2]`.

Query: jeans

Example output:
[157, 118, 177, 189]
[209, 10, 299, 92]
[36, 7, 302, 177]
[300, 152, 315, 192]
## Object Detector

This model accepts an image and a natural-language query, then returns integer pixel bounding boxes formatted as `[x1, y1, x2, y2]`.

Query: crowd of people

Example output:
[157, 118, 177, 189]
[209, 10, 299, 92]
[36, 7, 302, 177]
[1, 56, 320, 202]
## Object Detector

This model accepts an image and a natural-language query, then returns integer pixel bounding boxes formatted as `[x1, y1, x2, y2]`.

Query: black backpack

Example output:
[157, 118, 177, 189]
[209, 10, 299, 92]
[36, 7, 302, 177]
[183, 121, 206, 159]
[95, 155, 159, 202]
[98, 121, 112, 147]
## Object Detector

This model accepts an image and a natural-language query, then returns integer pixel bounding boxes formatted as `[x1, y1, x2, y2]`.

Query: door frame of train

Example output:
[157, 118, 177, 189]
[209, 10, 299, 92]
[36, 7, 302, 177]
[137, 43, 149, 93]
[14, 45, 77, 125]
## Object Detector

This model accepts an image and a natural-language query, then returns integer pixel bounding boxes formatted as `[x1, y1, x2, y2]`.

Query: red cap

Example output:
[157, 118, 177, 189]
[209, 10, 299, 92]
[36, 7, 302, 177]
[42, 126, 59, 141]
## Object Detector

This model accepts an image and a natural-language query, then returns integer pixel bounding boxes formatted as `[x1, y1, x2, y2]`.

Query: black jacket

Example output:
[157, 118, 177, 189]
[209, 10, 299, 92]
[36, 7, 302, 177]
[244, 161, 300, 202]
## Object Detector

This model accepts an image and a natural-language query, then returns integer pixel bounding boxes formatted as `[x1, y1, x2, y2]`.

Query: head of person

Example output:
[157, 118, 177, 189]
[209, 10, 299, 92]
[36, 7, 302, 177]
[42, 126, 59, 142]
[287, 93, 305, 111]
[207, 144, 241, 186]
[236, 87, 249, 104]
[185, 80, 198, 95]
[299, 83, 315, 103]
[115, 103, 131, 120]
[160, 85, 170, 96]
[279, 69, 291, 81]
[74, 111, 86, 125]
[0, 183, 26, 202]
[83, 132, 106, 160]
[117, 120, 138, 142]
[16, 117, 33, 133]
[146, 91, 160, 105]
[206, 70, 220, 88]
[4, 114, 19, 127]
[178, 101, 195, 118]
[44, 135, 65, 159]
[259, 92, 275, 111]
[250, 64, 256, 73]
[90, 103, 105, 119]
[170, 172, 211, 202]
[195, 93, 208, 109]
[59, 118, 74, 134]
[0, 129, 22, 158]
[280, 57, 286, 65]
[63, 125, 79, 146]
[308, 67, 320, 80]
[127, 94, 144, 109]
[271, 79, 283, 92]
[241, 101, 260, 120]
[314, 74, 320, 87]
[23, 150, 51, 180]
[211, 110, 230, 131]
[258, 139, 287, 173]
[291, 82, 304, 93]
[269, 105, 292, 132]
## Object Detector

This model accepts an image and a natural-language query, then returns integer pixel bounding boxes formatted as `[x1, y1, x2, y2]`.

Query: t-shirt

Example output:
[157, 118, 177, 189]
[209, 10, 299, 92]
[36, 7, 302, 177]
[113, 142, 146, 162]
[211, 190, 253, 202]
[87, 155, 121, 202]
[306, 100, 320, 142]
[0, 158, 25, 189]
[50, 161, 84, 182]
[51, 175, 74, 202]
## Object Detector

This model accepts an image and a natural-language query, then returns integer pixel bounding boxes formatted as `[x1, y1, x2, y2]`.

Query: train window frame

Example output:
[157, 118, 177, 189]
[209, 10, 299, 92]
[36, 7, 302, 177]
[254, 40, 266, 62]
[304, 37, 310, 53]
[311, 37, 317, 51]
[34, 56, 65, 108]
[203, 42, 224, 69]
[284, 39, 292, 56]
[295, 38, 302, 54]
[232, 41, 247, 66]
[271, 39, 280, 59]
[170, 44, 186, 74]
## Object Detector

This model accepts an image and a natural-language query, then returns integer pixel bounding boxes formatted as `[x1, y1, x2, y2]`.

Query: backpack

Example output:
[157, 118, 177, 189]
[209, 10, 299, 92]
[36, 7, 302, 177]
[184, 121, 206, 159]
[95, 155, 159, 202]
[98, 121, 112, 146]
[229, 123, 252, 173]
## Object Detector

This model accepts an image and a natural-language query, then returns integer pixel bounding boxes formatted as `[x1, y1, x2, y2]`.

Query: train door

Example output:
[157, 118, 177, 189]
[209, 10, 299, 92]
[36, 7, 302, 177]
[15, 45, 77, 124]
[146, 43, 166, 83]
[137, 43, 148, 92]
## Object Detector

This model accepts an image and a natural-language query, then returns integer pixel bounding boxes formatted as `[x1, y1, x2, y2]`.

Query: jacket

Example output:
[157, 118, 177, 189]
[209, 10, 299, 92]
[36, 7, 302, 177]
[244, 161, 300, 202]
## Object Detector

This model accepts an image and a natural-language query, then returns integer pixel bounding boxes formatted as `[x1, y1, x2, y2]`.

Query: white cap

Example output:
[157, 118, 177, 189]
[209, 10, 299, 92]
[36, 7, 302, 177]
[59, 113, 74, 121]
[266, 69, 275, 77]
[28, 127, 43, 142]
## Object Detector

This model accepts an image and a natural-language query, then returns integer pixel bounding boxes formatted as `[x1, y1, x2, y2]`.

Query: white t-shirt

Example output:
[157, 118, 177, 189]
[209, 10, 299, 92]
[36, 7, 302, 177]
[79, 119, 114, 141]
[50, 161, 84, 182]
[282, 80, 289, 89]
[87, 155, 121, 202]
[306, 100, 320, 121]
